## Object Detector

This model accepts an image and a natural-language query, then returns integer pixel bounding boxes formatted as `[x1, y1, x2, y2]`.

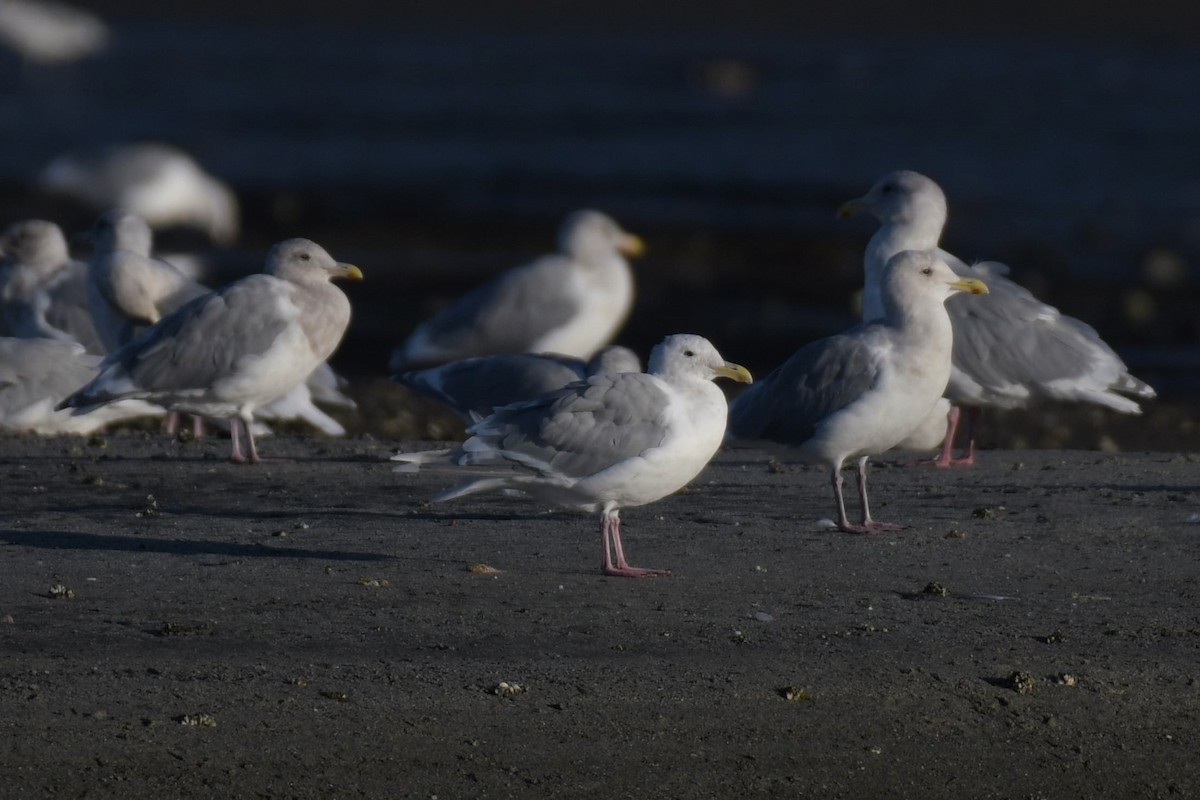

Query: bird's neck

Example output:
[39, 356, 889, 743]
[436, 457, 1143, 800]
[862, 218, 946, 321]
[884, 297, 953, 351]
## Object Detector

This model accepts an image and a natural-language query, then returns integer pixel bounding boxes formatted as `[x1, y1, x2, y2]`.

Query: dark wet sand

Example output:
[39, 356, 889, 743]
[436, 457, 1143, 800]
[2, 433, 1199, 798]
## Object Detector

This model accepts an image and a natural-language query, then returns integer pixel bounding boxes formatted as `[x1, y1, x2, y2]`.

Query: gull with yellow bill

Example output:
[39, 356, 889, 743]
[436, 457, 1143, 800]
[395, 334, 752, 577]
[59, 239, 362, 463]
[728, 250, 987, 533]
[390, 209, 644, 370]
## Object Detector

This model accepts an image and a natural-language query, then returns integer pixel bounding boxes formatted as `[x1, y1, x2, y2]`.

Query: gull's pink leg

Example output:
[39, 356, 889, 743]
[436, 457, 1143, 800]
[933, 406, 961, 468]
[934, 405, 979, 467]
[855, 457, 904, 533]
[192, 415, 205, 438]
[954, 407, 981, 466]
[832, 465, 856, 532]
[600, 508, 669, 578]
[244, 416, 263, 464]
[601, 513, 615, 573]
[229, 418, 249, 464]
[164, 411, 180, 435]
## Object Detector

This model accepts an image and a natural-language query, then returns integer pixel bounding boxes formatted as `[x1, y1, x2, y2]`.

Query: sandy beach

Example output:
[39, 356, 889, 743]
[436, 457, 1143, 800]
[2, 432, 1198, 798]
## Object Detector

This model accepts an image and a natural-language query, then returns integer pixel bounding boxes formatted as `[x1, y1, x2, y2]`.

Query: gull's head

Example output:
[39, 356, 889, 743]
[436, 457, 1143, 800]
[838, 170, 948, 233]
[882, 249, 988, 314]
[85, 209, 154, 257]
[648, 333, 753, 385]
[266, 238, 363, 285]
[559, 209, 645, 263]
[0, 219, 70, 269]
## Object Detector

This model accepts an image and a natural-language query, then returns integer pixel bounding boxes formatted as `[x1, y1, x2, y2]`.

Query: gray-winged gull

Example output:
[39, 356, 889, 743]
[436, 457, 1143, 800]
[40, 143, 238, 244]
[390, 210, 642, 370]
[839, 170, 1155, 466]
[0, 337, 161, 434]
[395, 345, 641, 423]
[59, 239, 362, 462]
[728, 250, 987, 533]
[393, 334, 751, 577]
[0, 219, 103, 353]
[85, 211, 352, 436]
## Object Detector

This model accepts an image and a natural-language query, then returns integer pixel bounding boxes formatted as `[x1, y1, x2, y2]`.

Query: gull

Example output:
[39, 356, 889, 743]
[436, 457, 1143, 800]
[0, 0, 107, 65]
[395, 345, 641, 423]
[728, 250, 987, 533]
[84, 210, 351, 436]
[40, 143, 239, 244]
[84, 210, 209, 353]
[0, 219, 102, 352]
[839, 170, 1155, 465]
[394, 334, 751, 577]
[390, 210, 642, 370]
[59, 239, 362, 463]
[0, 337, 160, 434]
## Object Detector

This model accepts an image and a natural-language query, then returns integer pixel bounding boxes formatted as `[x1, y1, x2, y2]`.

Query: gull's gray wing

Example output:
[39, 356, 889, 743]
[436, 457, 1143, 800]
[42, 262, 105, 353]
[398, 255, 583, 365]
[945, 271, 1152, 408]
[79, 275, 294, 402]
[397, 353, 586, 421]
[459, 371, 673, 479]
[938, 249, 1012, 279]
[586, 345, 641, 376]
[728, 327, 881, 444]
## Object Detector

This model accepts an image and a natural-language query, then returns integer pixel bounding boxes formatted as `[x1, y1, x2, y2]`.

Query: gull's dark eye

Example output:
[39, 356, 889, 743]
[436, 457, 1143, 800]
[299, 252, 310, 261]
[921, 267, 932, 275]
[684, 350, 695, 357]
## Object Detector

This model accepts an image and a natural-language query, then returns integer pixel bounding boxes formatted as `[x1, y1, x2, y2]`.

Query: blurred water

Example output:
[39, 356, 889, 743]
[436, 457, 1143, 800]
[3, 25, 1197, 241]
[0, 19, 1198, 390]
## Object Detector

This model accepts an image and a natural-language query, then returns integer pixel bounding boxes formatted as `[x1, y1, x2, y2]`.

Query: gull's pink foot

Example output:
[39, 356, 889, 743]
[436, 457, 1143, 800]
[603, 565, 672, 578]
[839, 521, 905, 534]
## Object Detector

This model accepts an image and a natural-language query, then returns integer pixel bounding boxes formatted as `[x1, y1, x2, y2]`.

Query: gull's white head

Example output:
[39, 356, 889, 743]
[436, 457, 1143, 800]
[838, 170, 949, 237]
[558, 209, 645, 264]
[0, 219, 70, 272]
[647, 333, 752, 385]
[88, 209, 154, 257]
[881, 249, 988, 318]
[265, 238, 363, 286]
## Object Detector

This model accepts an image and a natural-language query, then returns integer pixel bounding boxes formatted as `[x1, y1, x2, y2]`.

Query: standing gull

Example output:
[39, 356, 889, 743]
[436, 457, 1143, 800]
[390, 210, 642, 370]
[394, 334, 751, 577]
[728, 251, 987, 533]
[59, 239, 362, 463]
[839, 170, 1155, 466]
[395, 345, 641, 423]
[0, 219, 103, 352]
[85, 211, 354, 435]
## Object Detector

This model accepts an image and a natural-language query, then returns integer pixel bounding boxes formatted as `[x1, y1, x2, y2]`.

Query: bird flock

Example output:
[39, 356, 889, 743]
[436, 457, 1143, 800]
[0, 146, 1157, 576]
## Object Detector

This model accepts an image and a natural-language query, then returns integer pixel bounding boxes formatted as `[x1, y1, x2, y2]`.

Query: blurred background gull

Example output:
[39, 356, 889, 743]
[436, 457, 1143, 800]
[0, 0, 107, 66]
[0, 0, 1196, 448]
